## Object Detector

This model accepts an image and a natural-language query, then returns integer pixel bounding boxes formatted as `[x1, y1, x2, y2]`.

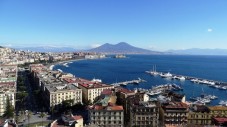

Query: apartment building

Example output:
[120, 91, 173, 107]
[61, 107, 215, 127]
[0, 65, 17, 116]
[160, 102, 189, 126]
[127, 94, 159, 127]
[188, 105, 211, 125]
[88, 89, 124, 127]
[29, 64, 82, 110]
[77, 81, 114, 104]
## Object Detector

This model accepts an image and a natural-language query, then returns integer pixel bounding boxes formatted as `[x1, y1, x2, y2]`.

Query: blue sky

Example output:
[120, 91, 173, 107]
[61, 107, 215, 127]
[0, 0, 227, 51]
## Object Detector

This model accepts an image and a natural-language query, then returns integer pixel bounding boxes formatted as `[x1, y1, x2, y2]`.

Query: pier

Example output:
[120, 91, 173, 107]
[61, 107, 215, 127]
[146, 71, 227, 89]
[111, 78, 146, 86]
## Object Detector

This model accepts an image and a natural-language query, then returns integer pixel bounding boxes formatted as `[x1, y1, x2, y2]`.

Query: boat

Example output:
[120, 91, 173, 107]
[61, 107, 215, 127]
[63, 63, 69, 67]
[219, 100, 227, 106]
[208, 95, 218, 100]
[57, 69, 63, 72]
[171, 84, 183, 91]
[114, 54, 126, 58]
[149, 65, 159, 75]
[160, 72, 172, 78]
[191, 78, 199, 83]
[219, 86, 227, 90]
[92, 78, 102, 83]
[179, 76, 186, 80]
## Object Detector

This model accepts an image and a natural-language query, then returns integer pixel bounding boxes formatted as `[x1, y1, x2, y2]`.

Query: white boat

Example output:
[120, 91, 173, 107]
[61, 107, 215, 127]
[191, 78, 199, 83]
[114, 54, 126, 58]
[63, 63, 69, 67]
[179, 76, 186, 80]
[219, 100, 227, 106]
[160, 72, 172, 78]
[57, 69, 63, 72]
[210, 95, 218, 99]
[92, 78, 102, 83]
[219, 86, 227, 90]
[149, 65, 159, 75]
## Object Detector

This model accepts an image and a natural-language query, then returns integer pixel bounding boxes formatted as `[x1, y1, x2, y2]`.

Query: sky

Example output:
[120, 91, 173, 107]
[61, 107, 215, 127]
[0, 0, 227, 51]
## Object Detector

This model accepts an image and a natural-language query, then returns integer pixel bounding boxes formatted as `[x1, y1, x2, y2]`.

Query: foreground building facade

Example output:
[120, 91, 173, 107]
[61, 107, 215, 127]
[0, 65, 17, 116]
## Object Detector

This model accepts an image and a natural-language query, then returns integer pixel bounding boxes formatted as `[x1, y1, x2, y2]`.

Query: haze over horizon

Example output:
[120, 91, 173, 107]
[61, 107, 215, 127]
[1, 0, 227, 51]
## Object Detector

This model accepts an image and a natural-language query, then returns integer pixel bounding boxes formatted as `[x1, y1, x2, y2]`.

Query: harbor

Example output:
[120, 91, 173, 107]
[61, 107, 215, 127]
[111, 78, 146, 86]
[54, 55, 227, 106]
[146, 70, 227, 90]
[135, 83, 183, 96]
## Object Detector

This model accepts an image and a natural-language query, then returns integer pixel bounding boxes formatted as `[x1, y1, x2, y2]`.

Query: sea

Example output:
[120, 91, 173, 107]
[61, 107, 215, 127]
[53, 55, 227, 106]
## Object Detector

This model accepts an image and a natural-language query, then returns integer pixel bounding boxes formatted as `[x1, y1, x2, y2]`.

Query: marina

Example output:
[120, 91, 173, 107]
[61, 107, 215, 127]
[54, 55, 227, 106]
[134, 83, 183, 96]
[146, 70, 227, 90]
[111, 78, 146, 86]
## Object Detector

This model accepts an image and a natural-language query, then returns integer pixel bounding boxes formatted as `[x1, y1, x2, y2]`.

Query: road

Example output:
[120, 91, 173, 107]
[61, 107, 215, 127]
[17, 71, 51, 125]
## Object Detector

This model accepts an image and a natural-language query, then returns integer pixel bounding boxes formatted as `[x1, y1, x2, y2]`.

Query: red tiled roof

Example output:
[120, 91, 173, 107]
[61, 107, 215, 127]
[213, 117, 227, 123]
[94, 105, 104, 110]
[117, 87, 134, 94]
[110, 106, 123, 111]
[79, 82, 112, 89]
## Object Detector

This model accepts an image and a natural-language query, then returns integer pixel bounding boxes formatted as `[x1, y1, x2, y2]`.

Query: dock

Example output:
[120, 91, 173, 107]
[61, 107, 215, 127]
[111, 78, 146, 86]
[146, 71, 227, 89]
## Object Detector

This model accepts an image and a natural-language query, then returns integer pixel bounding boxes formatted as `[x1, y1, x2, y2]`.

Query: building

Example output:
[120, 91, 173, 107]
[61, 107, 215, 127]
[88, 89, 124, 127]
[212, 117, 227, 126]
[29, 64, 83, 110]
[127, 93, 159, 127]
[77, 81, 114, 104]
[160, 102, 189, 126]
[188, 105, 211, 125]
[51, 114, 83, 127]
[0, 65, 17, 116]
[43, 83, 82, 109]
[208, 106, 227, 118]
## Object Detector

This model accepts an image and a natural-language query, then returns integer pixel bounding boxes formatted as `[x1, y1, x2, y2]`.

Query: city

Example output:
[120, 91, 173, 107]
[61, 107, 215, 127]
[1, 0, 227, 127]
[1, 46, 227, 127]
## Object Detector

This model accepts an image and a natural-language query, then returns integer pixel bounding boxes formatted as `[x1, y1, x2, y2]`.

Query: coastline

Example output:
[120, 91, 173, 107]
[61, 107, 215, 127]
[48, 57, 108, 70]
[47, 58, 85, 70]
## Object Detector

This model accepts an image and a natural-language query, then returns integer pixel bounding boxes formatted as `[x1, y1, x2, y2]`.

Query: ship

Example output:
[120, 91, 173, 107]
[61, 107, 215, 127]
[114, 54, 126, 58]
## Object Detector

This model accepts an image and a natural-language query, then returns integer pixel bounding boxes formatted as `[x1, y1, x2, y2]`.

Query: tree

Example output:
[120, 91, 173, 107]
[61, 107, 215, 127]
[40, 112, 46, 127]
[50, 106, 55, 121]
[3, 96, 14, 118]
[62, 99, 74, 109]
[27, 110, 32, 127]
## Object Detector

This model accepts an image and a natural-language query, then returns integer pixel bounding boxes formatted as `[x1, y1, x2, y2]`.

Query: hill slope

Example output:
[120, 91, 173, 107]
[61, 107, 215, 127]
[169, 48, 227, 55]
[87, 42, 160, 54]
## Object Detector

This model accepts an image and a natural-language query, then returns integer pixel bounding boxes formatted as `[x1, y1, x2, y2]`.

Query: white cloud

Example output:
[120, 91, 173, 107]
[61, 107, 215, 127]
[207, 28, 213, 32]
[90, 44, 101, 48]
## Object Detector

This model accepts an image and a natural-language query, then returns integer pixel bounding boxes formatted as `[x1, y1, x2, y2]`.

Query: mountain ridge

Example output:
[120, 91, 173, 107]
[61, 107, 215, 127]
[87, 42, 161, 54]
[168, 48, 227, 55]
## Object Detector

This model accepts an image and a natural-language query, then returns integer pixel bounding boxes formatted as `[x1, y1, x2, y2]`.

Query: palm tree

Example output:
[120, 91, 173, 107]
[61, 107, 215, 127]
[40, 112, 46, 127]
[27, 111, 32, 127]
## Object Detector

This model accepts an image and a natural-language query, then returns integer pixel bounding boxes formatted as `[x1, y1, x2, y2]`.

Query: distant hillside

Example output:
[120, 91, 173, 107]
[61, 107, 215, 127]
[14, 46, 77, 52]
[0, 46, 4, 48]
[169, 48, 227, 55]
[87, 42, 161, 54]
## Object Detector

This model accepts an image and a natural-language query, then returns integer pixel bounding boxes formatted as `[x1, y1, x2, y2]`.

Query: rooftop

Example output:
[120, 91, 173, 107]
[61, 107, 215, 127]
[91, 105, 123, 111]
[163, 102, 188, 109]
[79, 82, 112, 89]
[116, 87, 135, 94]
[213, 117, 227, 123]
[209, 106, 227, 111]
[45, 83, 81, 92]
